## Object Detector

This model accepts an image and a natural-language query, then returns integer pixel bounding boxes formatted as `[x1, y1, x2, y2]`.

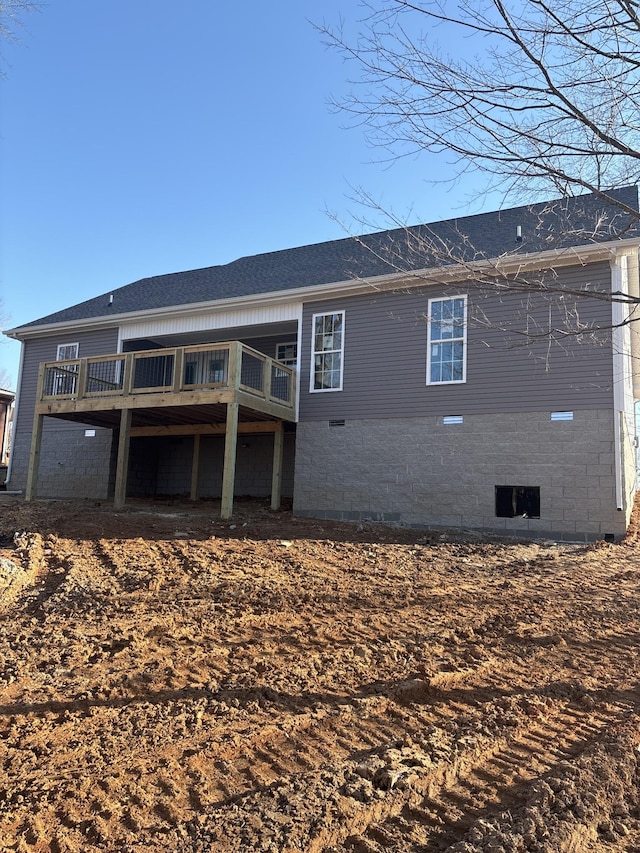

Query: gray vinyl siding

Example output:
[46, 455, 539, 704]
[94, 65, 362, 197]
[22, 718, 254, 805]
[9, 328, 119, 492]
[299, 261, 614, 421]
[14, 328, 120, 434]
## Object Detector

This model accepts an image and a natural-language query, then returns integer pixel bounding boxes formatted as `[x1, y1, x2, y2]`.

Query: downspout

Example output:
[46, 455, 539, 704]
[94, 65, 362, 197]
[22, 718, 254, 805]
[625, 248, 640, 400]
[294, 304, 303, 422]
[613, 413, 624, 511]
[611, 251, 637, 512]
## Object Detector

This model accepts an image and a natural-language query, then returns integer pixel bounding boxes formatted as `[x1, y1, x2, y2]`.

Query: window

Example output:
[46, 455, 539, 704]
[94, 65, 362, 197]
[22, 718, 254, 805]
[272, 343, 296, 402]
[311, 311, 344, 392]
[209, 358, 227, 383]
[427, 296, 467, 384]
[495, 486, 540, 518]
[57, 343, 79, 361]
[276, 342, 297, 367]
[52, 343, 79, 395]
[183, 351, 227, 386]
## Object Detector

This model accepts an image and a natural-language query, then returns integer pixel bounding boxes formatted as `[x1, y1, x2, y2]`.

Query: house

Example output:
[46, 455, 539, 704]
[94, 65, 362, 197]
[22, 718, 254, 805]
[0, 387, 15, 486]
[5, 188, 640, 541]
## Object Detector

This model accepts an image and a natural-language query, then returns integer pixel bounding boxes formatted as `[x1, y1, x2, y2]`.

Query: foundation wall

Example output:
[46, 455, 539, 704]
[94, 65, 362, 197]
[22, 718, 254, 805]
[16, 424, 116, 500]
[128, 433, 296, 499]
[293, 410, 628, 541]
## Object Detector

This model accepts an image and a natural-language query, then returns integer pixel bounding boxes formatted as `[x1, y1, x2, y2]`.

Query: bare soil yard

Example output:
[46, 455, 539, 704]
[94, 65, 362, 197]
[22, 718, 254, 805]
[1, 495, 640, 852]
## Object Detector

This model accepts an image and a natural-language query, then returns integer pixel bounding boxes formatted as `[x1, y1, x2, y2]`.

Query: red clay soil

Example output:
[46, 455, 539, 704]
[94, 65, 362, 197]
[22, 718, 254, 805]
[1, 494, 640, 852]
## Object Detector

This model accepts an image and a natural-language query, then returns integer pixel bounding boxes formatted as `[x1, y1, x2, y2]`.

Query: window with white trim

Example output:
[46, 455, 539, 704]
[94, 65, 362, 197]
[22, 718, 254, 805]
[57, 343, 79, 361]
[53, 343, 79, 396]
[311, 311, 344, 392]
[427, 296, 467, 384]
[276, 342, 297, 367]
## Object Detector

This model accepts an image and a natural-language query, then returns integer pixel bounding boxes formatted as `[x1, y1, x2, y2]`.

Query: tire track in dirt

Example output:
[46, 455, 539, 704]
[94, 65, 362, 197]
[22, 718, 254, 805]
[175, 685, 635, 852]
[339, 695, 624, 851]
[0, 586, 515, 845]
[3, 501, 640, 851]
[164, 605, 631, 849]
[174, 614, 640, 849]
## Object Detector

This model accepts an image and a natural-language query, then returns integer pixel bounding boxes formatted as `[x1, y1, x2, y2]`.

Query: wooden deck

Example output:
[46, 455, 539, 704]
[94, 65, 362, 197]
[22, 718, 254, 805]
[26, 342, 296, 517]
[35, 341, 296, 424]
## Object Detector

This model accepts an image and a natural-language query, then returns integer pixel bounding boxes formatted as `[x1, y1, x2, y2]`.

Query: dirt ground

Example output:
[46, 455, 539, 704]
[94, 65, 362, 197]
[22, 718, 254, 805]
[1, 497, 640, 852]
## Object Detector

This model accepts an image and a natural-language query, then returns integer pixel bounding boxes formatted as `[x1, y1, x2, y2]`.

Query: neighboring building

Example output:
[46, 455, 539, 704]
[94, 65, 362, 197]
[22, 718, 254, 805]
[0, 388, 15, 485]
[5, 188, 640, 541]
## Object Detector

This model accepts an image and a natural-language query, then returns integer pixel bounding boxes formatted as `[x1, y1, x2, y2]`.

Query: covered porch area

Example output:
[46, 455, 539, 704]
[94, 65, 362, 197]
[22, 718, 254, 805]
[26, 341, 297, 518]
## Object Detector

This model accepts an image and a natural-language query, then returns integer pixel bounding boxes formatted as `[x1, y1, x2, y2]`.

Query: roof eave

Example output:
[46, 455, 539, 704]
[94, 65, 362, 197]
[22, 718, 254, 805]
[5, 238, 638, 341]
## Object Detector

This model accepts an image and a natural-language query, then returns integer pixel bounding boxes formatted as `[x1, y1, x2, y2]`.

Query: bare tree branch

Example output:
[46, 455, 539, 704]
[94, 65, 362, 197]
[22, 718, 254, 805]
[0, 0, 39, 75]
[321, 0, 640, 212]
[0, 1, 38, 39]
[319, 0, 640, 366]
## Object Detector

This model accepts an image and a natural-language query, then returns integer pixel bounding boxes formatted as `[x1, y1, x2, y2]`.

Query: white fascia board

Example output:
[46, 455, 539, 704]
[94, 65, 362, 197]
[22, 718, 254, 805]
[6, 237, 640, 341]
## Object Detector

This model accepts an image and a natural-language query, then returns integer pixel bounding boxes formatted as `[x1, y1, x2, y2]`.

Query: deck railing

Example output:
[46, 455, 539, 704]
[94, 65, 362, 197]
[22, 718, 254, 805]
[39, 342, 296, 410]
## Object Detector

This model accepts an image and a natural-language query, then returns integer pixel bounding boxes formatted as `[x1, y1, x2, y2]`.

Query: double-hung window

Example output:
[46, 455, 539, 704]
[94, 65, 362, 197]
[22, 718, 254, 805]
[427, 296, 467, 384]
[57, 343, 79, 362]
[311, 311, 344, 392]
[276, 342, 298, 368]
[53, 342, 80, 395]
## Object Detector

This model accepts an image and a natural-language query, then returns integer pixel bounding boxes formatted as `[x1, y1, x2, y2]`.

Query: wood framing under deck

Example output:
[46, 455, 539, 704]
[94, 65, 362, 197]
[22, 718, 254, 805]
[25, 342, 297, 517]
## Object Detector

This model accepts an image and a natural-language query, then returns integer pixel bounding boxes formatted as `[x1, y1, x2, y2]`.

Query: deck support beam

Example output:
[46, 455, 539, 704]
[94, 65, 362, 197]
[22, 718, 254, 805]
[114, 408, 132, 509]
[25, 413, 44, 502]
[221, 401, 239, 519]
[271, 423, 284, 511]
[190, 434, 201, 501]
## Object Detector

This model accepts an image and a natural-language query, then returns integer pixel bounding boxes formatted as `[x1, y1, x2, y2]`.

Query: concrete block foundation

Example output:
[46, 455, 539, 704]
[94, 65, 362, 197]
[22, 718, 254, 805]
[293, 411, 632, 542]
[8, 423, 116, 500]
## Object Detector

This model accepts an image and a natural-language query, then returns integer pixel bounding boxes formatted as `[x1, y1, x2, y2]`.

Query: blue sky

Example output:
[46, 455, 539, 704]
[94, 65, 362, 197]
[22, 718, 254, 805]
[0, 1, 494, 388]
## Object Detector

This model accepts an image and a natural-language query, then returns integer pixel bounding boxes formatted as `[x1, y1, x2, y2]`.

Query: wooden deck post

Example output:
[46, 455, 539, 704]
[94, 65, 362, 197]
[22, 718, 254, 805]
[228, 341, 241, 390]
[173, 347, 185, 393]
[25, 414, 44, 502]
[221, 401, 239, 519]
[76, 358, 88, 400]
[271, 422, 284, 510]
[114, 408, 132, 509]
[122, 352, 134, 395]
[263, 357, 272, 402]
[190, 433, 201, 501]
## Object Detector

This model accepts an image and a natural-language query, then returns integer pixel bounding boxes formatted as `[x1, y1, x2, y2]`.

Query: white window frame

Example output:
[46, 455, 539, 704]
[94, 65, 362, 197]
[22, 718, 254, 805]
[56, 342, 79, 361]
[310, 311, 345, 392]
[276, 341, 298, 367]
[53, 343, 80, 396]
[426, 296, 467, 385]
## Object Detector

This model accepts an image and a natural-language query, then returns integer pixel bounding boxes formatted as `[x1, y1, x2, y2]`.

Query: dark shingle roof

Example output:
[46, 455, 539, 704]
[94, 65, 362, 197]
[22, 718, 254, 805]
[14, 186, 640, 331]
